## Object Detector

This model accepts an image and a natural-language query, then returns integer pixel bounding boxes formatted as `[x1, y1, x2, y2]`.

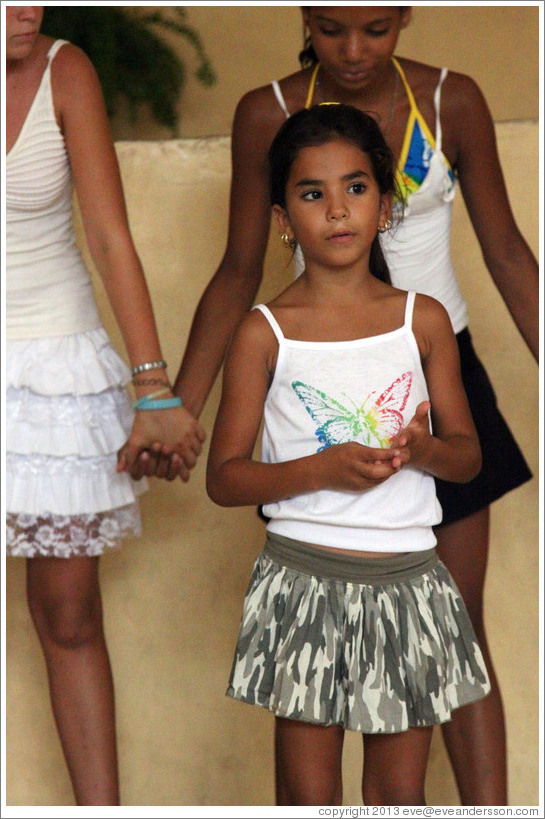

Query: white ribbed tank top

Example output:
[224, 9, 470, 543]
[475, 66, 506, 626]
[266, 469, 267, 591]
[6, 40, 101, 339]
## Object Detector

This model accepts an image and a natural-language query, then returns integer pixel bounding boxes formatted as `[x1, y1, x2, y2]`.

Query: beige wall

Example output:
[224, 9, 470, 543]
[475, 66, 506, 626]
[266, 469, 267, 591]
[111, 3, 540, 141]
[5, 121, 539, 807]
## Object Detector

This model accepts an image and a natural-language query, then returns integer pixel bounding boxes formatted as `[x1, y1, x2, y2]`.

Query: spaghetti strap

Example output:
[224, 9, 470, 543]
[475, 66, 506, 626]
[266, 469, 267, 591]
[404, 291, 416, 328]
[305, 64, 320, 108]
[271, 81, 290, 119]
[253, 304, 285, 343]
[433, 68, 448, 152]
[47, 39, 69, 62]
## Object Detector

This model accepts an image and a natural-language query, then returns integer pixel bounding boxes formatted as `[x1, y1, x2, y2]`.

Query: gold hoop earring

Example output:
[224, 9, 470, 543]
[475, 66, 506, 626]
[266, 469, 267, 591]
[281, 233, 295, 249]
[378, 219, 393, 234]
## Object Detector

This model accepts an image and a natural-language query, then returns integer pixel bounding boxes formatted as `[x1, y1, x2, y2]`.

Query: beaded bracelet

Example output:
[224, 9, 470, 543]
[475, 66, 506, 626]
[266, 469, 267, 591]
[131, 359, 167, 376]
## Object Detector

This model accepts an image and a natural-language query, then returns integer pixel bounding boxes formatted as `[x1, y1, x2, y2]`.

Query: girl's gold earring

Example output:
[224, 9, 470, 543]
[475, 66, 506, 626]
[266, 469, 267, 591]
[378, 219, 393, 234]
[281, 233, 295, 248]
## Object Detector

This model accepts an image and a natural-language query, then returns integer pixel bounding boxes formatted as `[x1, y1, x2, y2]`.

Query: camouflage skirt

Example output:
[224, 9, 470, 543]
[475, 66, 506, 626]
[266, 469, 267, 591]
[226, 531, 490, 734]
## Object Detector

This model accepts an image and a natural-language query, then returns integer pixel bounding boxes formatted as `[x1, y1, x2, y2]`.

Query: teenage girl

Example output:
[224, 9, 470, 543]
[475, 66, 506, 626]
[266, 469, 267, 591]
[6, 5, 205, 805]
[206, 103, 490, 807]
[131, 6, 538, 805]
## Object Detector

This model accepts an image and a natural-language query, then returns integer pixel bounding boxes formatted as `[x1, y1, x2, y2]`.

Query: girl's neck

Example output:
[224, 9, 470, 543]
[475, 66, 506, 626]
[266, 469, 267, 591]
[272, 274, 397, 344]
[298, 264, 383, 306]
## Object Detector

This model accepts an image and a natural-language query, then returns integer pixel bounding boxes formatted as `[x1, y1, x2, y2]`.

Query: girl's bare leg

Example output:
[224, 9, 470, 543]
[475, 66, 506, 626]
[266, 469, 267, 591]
[436, 506, 508, 805]
[26, 556, 119, 806]
[362, 726, 434, 805]
[275, 716, 344, 805]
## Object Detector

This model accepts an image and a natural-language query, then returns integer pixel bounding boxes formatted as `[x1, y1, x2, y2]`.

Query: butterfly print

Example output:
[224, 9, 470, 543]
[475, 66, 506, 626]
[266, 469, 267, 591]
[292, 372, 412, 450]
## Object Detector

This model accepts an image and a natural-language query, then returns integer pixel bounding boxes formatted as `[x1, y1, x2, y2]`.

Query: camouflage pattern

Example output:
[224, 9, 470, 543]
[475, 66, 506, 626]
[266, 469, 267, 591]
[226, 534, 490, 734]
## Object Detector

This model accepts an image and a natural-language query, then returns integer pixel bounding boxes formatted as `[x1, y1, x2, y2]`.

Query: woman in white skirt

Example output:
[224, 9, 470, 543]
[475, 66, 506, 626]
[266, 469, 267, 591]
[5, 6, 205, 805]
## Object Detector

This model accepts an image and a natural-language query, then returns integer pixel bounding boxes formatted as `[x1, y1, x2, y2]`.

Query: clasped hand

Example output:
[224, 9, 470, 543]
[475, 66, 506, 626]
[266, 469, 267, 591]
[317, 400, 432, 491]
[389, 400, 432, 465]
[117, 405, 206, 482]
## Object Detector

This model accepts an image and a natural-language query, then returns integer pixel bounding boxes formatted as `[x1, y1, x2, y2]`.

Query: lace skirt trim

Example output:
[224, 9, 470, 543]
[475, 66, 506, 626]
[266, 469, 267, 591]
[6, 505, 142, 558]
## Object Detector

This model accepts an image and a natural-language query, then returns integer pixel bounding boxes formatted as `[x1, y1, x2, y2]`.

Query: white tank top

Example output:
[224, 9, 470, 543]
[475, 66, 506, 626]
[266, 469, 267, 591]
[257, 291, 442, 552]
[6, 40, 101, 340]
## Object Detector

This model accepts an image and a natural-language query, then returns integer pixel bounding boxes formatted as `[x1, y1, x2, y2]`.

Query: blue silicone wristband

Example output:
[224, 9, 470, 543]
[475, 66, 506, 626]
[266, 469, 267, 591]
[134, 396, 183, 411]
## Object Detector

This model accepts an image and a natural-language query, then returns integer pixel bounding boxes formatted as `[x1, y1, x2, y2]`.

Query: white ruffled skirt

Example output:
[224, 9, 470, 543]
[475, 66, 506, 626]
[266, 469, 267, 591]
[6, 328, 147, 558]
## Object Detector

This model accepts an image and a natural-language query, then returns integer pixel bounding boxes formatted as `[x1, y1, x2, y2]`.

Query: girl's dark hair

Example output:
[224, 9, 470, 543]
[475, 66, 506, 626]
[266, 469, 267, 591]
[268, 103, 400, 284]
[299, 34, 318, 69]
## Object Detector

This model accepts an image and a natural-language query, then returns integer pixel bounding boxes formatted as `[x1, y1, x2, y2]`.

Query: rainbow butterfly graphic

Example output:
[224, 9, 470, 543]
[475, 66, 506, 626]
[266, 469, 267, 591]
[292, 372, 412, 451]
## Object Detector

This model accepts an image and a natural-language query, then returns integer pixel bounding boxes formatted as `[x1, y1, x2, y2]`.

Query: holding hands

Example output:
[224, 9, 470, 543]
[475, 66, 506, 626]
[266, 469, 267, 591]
[117, 402, 206, 483]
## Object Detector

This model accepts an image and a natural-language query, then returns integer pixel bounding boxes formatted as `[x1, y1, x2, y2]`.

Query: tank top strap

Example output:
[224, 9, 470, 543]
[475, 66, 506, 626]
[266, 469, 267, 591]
[403, 290, 417, 328]
[272, 64, 323, 118]
[433, 68, 448, 152]
[305, 64, 320, 108]
[271, 80, 290, 119]
[253, 304, 285, 343]
[47, 39, 69, 63]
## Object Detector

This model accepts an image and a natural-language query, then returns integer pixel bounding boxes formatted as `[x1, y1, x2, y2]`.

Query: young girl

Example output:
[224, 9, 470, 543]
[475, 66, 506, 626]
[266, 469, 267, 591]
[5, 5, 204, 805]
[137, 8, 537, 802]
[206, 104, 490, 807]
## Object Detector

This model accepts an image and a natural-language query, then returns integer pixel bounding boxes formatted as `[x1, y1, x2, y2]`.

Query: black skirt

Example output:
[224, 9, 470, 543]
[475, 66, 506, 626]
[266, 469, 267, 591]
[434, 328, 532, 526]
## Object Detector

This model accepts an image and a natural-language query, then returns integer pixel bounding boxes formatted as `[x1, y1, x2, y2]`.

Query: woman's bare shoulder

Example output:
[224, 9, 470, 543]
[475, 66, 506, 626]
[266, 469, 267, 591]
[234, 67, 312, 130]
[50, 40, 95, 75]
[398, 56, 486, 113]
[395, 56, 442, 87]
[50, 40, 102, 102]
[396, 56, 481, 97]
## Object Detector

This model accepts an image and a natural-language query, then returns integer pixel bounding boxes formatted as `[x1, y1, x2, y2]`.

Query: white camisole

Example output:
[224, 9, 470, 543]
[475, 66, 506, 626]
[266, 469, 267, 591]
[257, 291, 442, 552]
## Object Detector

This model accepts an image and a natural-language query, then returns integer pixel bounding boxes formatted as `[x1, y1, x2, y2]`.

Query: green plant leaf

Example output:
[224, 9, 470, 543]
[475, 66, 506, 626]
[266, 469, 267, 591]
[41, 6, 216, 132]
